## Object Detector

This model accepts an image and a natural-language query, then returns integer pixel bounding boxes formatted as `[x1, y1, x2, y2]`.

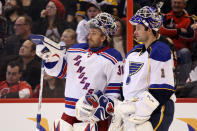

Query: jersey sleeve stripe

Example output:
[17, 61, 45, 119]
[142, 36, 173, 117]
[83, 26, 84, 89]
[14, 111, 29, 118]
[65, 97, 78, 102]
[65, 101, 76, 106]
[100, 52, 118, 63]
[105, 83, 121, 94]
[57, 59, 67, 78]
[149, 84, 175, 91]
[65, 105, 75, 109]
[65, 97, 78, 109]
[67, 48, 87, 53]
[105, 90, 121, 93]
[108, 83, 122, 86]
[106, 87, 121, 90]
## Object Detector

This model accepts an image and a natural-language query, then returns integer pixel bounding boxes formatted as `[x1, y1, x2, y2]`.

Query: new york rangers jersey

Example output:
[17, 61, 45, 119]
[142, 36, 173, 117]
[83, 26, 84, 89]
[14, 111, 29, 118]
[44, 43, 123, 116]
[122, 41, 175, 105]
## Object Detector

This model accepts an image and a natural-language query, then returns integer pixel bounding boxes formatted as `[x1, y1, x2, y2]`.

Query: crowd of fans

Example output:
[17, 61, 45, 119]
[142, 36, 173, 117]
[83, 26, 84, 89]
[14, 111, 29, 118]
[0, 0, 197, 98]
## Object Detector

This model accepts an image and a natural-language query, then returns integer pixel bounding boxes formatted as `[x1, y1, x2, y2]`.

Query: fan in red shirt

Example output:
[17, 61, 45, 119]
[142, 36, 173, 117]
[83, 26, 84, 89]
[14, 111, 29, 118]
[0, 61, 32, 98]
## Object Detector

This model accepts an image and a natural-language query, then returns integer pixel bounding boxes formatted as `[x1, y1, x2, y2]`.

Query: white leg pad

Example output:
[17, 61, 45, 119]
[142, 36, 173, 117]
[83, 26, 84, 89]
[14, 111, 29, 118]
[73, 122, 97, 131]
[54, 119, 73, 131]
[123, 121, 153, 131]
[136, 121, 153, 131]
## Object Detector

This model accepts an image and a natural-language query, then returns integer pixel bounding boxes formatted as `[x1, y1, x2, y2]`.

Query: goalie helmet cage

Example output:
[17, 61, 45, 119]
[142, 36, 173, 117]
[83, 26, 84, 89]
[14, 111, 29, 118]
[127, 0, 133, 53]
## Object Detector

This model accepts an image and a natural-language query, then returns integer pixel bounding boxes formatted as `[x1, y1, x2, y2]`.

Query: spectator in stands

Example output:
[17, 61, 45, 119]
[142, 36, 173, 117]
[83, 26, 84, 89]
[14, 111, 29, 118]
[3, 15, 32, 58]
[1, 40, 41, 89]
[111, 18, 126, 60]
[176, 61, 197, 97]
[0, 61, 32, 98]
[21, 0, 47, 22]
[160, 0, 195, 85]
[75, 11, 85, 24]
[4, 0, 24, 36]
[64, 12, 78, 30]
[60, 28, 77, 50]
[33, 71, 65, 98]
[18, 40, 41, 90]
[36, 0, 65, 43]
[76, 1, 101, 43]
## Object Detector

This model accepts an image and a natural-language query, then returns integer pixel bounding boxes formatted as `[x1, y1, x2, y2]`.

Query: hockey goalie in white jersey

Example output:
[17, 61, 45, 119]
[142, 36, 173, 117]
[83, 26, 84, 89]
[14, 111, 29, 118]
[108, 5, 175, 131]
[30, 12, 123, 131]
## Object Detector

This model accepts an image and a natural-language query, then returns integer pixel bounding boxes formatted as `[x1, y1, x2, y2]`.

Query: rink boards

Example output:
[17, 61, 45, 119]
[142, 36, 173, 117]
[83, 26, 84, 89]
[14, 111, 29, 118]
[0, 98, 197, 131]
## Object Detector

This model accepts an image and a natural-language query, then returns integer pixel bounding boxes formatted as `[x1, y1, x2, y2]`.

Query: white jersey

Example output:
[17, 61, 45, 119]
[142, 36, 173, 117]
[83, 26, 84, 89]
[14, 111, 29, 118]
[44, 43, 123, 116]
[122, 41, 175, 105]
[76, 19, 89, 43]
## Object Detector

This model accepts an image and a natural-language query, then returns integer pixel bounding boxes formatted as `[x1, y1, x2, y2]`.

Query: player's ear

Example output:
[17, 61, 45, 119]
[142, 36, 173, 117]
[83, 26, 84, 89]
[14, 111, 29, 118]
[101, 35, 107, 43]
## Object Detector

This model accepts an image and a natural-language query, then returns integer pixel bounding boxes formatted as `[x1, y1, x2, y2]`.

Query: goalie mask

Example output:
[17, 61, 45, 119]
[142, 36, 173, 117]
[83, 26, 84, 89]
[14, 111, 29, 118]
[86, 12, 117, 37]
[129, 6, 163, 31]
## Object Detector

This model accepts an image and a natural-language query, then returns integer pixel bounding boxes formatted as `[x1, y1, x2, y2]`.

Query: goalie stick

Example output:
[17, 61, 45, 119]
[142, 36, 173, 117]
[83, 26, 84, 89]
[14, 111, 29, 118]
[36, 61, 44, 131]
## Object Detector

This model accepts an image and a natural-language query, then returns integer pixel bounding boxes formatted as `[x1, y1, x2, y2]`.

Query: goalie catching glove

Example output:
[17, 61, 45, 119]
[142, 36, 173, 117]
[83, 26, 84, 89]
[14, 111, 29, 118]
[76, 90, 114, 122]
[30, 34, 66, 62]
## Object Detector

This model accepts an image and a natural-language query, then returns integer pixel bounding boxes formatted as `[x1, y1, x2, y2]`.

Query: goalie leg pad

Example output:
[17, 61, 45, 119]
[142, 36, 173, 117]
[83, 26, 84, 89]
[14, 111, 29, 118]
[123, 120, 153, 131]
[73, 122, 98, 131]
[54, 119, 73, 131]
[136, 121, 153, 131]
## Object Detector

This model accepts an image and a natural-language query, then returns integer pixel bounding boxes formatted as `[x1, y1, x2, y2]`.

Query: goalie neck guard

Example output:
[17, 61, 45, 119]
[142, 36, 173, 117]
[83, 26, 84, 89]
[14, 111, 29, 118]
[86, 12, 117, 36]
[129, 6, 163, 32]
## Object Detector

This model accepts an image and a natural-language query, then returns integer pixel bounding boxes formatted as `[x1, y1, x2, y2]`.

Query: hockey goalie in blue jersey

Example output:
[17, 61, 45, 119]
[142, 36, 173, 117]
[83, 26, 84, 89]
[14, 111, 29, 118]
[30, 12, 123, 131]
[108, 5, 175, 131]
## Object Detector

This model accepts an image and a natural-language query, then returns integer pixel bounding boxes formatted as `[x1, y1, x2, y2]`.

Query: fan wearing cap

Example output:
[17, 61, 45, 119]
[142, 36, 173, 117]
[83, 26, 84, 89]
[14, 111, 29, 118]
[32, 12, 123, 131]
[108, 6, 175, 131]
[36, 0, 65, 42]
[76, 1, 101, 43]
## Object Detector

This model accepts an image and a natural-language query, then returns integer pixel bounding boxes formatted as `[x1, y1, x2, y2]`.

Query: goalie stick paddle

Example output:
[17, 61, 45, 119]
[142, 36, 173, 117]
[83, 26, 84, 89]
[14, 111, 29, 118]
[36, 61, 44, 131]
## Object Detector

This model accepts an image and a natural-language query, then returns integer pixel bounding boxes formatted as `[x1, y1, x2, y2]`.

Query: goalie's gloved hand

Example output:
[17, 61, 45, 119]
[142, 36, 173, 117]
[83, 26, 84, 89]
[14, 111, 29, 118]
[30, 34, 66, 62]
[91, 94, 114, 121]
[76, 90, 114, 122]
[75, 91, 102, 122]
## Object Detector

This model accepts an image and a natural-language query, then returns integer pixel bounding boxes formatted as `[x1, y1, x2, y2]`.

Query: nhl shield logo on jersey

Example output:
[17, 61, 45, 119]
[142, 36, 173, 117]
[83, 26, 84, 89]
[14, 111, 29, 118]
[126, 61, 144, 85]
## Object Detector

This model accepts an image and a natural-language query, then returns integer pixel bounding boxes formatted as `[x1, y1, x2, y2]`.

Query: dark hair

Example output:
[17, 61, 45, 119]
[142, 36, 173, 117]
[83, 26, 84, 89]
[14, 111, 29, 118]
[7, 60, 23, 73]
[31, 42, 36, 52]
[16, 0, 24, 15]
[144, 25, 157, 37]
[23, 15, 32, 28]
[115, 18, 127, 54]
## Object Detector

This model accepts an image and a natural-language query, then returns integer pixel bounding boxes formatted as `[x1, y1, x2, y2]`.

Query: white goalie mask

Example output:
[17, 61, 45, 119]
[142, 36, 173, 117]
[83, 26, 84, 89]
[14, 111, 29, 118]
[130, 6, 163, 31]
[86, 12, 117, 36]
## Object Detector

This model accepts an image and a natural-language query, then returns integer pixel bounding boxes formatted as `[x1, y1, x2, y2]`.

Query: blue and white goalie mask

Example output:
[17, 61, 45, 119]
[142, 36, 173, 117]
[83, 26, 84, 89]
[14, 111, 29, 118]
[86, 12, 117, 36]
[130, 6, 163, 31]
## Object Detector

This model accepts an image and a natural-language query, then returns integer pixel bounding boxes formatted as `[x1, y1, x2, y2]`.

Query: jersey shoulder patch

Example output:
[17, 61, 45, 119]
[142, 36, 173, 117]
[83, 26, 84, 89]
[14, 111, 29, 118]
[100, 48, 123, 64]
[149, 41, 171, 62]
[67, 43, 89, 53]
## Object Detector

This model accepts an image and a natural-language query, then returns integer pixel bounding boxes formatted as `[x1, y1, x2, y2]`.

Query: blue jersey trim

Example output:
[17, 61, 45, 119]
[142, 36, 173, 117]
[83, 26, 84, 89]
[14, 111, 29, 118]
[104, 48, 123, 62]
[149, 41, 171, 62]
[126, 44, 144, 58]
[100, 54, 115, 64]
[65, 97, 78, 102]
[149, 84, 175, 91]
[57, 58, 67, 78]
[108, 83, 122, 86]
[65, 105, 75, 109]
[105, 90, 121, 93]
